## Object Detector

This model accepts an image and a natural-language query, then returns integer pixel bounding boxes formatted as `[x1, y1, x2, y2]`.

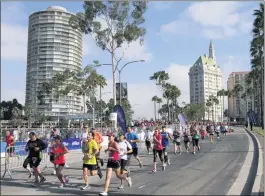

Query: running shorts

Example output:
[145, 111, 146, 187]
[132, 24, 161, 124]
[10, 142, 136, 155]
[6, 146, 15, 154]
[120, 159, 128, 174]
[50, 154, 55, 162]
[184, 141, 189, 148]
[192, 139, 199, 147]
[145, 140, 151, 148]
[83, 164, 97, 171]
[29, 156, 41, 168]
[128, 148, 138, 157]
[23, 156, 32, 169]
[106, 159, 120, 169]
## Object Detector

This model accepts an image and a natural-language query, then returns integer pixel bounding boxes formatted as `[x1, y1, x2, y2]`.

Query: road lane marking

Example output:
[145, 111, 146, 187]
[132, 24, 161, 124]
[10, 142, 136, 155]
[138, 184, 146, 188]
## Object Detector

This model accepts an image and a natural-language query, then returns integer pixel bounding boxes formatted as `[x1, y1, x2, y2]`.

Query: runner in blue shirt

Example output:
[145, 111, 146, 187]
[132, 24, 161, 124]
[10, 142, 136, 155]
[125, 126, 143, 168]
[160, 126, 172, 166]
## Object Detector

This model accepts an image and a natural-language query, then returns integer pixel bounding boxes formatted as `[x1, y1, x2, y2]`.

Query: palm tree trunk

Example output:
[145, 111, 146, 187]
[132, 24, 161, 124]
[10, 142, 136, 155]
[167, 99, 170, 122]
[222, 95, 225, 122]
[212, 106, 214, 122]
[83, 93, 86, 114]
[154, 102, 157, 121]
[158, 103, 160, 121]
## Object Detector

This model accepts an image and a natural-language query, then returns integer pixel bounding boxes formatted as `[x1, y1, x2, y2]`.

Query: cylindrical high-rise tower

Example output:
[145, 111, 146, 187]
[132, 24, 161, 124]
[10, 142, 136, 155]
[25, 6, 83, 119]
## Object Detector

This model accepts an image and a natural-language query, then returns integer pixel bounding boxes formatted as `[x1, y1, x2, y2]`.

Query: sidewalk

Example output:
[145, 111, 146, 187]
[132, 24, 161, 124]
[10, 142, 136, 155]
[251, 129, 264, 195]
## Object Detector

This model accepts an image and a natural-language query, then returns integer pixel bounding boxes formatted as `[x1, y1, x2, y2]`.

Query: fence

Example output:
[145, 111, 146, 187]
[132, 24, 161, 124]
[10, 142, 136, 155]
[1, 136, 147, 179]
[2, 145, 53, 179]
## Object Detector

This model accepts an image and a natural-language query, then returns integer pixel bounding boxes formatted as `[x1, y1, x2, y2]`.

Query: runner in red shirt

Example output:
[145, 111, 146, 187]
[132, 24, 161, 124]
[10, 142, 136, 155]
[5, 130, 15, 157]
[51, 135, 69, 188]
[152, 127, 165, 172]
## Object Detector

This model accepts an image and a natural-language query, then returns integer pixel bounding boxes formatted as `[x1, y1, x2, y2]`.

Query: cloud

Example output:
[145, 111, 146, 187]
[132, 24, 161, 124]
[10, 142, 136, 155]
[82, 35, 103, 57]
[166, 63, 191, 103]
[116, 39, 153, 62]
[99, 63, 191, 119]
[1, 23, 28, 61]
[159, 2, 254, 39]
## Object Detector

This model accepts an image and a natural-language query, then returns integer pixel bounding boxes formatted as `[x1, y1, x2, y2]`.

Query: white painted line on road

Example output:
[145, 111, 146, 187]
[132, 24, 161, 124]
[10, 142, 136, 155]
[227, 130, 254, 195]
[138, 184, 146, 188]
[247, 130, 263, 196]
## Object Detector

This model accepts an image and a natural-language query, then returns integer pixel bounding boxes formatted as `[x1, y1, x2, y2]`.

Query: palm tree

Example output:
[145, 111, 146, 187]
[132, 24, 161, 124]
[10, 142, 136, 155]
[217, 89, 226, 122]
[206, 100, 212, 121]
[156, 97, 163, 120]
[151, 96, 158, 121]
[232, 84, 244, 122]
[169, 85, 181, 122]
[149, 71, 169, 87]
[225, 90, 233, 121]
[250, 3, 264, 128]
[208, 95, 219, 122]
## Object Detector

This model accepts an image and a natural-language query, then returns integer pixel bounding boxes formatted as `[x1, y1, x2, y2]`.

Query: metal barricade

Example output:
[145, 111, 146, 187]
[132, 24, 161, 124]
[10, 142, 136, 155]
[2, 145, 52, 179]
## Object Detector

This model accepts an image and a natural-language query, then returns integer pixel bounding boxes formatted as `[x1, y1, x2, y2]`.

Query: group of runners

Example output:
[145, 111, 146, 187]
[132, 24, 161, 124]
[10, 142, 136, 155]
[5, 121, 232, 196]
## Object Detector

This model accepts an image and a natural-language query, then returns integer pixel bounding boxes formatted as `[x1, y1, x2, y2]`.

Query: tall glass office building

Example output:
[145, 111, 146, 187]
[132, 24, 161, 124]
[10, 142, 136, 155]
[25, 6, 83, 119]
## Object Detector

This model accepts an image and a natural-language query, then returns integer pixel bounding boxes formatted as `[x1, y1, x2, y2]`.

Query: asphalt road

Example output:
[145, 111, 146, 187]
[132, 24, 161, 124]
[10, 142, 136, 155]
[1, 127, 249, 195]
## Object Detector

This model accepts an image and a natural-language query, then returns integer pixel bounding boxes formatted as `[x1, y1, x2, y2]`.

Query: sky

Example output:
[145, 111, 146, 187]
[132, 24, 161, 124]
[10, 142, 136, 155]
[1, 1, 259, 119]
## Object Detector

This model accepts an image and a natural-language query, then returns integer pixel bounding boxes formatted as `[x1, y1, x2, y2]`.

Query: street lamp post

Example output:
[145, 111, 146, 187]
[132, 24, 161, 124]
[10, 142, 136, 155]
[98, 60, 145, 106]
[118, 60, 145, 106]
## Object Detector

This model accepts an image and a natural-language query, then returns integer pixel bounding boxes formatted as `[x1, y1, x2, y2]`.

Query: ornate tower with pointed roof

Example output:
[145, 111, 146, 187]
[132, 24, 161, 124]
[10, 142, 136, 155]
[209, 40, 216, 62]
[188, 40, 223, 122]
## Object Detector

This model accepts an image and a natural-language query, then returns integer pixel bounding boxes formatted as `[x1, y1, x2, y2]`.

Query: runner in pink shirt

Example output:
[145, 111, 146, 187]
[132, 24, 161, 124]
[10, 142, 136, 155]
[152, 127, 165, 172]
[52, 135, 69, 188]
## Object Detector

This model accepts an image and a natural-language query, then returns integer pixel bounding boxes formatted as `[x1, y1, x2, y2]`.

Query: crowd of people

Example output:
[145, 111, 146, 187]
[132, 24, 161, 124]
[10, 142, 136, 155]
[5, 121, 233, 196]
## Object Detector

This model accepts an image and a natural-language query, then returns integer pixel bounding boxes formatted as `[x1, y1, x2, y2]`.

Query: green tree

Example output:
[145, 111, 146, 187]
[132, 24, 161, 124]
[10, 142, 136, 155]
[41, 65, 107, 114]
[156, 97, 163, 120]
[183, 104, 205, 121]
[217, 89, 226, 121]
[69, 1, 148, 106]
[232, 84, 244, 122]
[250, 3, 264, 128]
[0, 99, 23, 120]
[207, 95, 219, 121]
[151, 95, 158, 121]
[158, 104, 169, 120]
[149, 71, 169, 87]
[206, 99, 212, 121]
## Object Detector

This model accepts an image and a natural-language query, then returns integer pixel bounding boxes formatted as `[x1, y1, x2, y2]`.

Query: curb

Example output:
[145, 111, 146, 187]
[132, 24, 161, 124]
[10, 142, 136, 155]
[246, 129, 263, 195]
[227, 128, 255, 195]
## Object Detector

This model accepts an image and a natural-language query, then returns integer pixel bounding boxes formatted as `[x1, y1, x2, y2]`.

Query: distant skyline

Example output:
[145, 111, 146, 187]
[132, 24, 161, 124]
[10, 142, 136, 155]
[1, 1, 258, 119]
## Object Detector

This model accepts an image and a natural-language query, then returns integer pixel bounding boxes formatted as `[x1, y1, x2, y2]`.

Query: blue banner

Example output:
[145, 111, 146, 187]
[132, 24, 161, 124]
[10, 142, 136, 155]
[113, 104, 127, 133]
[1, 138, 81, 154]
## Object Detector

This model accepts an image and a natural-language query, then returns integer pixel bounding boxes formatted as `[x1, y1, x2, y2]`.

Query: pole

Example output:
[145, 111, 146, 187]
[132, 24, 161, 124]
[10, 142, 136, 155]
[100, 86, 102, 130]
[119, 70, 122, 106]
[92, 107, 95, 128]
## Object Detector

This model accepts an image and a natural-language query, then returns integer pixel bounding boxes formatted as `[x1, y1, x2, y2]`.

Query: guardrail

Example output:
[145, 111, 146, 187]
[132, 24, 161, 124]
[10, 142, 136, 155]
[1, 136, 147, 179]
[2, 145, 52, 179]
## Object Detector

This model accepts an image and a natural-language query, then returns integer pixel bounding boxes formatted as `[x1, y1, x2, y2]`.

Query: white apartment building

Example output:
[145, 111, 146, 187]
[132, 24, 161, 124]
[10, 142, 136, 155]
[25, 6, 83, 119]
[189, 41, 224, 121]
[227, 71, 252, 122]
